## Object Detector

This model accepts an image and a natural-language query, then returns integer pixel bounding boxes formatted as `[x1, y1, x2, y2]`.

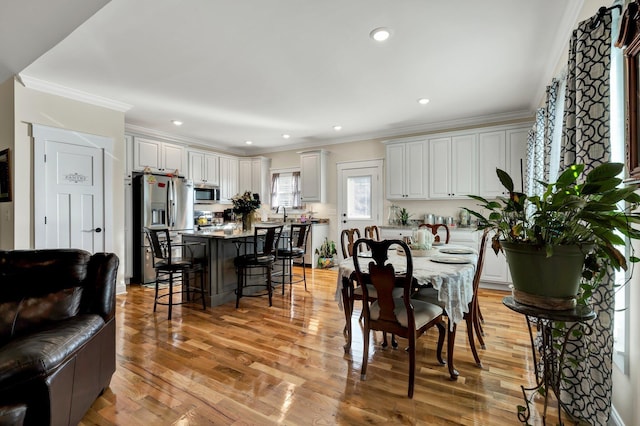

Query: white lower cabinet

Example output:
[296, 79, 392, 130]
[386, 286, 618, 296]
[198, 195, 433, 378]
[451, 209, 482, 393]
[303, 223, 330, 268]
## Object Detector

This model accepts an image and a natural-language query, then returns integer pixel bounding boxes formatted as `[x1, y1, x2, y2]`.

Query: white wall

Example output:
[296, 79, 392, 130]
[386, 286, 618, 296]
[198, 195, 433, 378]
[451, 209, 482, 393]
[0, 78, 15, 249]
[11, 79, 127, 294]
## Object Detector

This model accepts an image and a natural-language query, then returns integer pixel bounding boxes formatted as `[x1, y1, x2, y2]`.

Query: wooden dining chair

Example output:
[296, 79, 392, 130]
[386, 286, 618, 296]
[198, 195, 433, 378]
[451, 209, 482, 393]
[353, 238, 446, 398]
[340, 228, 361, 259]
[364, 225, 381, 241]
[412, 229, 490, 373]
[419, 223, 450, 243]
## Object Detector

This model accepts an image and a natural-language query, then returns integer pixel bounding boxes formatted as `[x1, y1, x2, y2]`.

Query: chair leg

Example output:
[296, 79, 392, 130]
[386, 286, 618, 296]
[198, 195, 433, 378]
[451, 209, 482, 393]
[153, 271, 159, 313]
[408, 333, 416, 398]
[473, 302, 486, 349]
[281, 257, 287, 295]
[267, 265, 273, 307]
[303, 260, 307, 291]
[342, 277, 353, 352]
[361, 321, 370, 380]
[466, 314, 482, 367]
[168, 271, 173, 320]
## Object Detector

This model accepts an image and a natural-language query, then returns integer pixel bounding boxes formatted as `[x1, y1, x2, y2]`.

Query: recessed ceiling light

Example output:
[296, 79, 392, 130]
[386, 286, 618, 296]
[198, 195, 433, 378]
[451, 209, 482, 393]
[370, 27, 391, 42]
[333, 125, 342, 131]
[171, 120, 183, 126]
[417, 98, 430, 105]
[282, 134, 291, 139]
[245, 140, 253, 145]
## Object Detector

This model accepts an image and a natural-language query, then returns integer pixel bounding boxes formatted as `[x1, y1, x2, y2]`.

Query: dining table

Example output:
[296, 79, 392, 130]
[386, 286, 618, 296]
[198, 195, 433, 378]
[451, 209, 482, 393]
[336, 243, 479, 379]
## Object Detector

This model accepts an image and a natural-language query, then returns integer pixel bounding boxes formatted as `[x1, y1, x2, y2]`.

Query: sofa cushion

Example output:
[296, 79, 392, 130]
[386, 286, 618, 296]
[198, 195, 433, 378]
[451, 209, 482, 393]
[0, 287, 83, 346]
[0, 250, 91, 303]
[0, 314, 105, 390]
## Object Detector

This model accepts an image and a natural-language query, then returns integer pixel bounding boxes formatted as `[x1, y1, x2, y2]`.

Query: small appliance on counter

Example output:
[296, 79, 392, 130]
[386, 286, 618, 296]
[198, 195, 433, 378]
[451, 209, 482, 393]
[223, 208, 236, 222]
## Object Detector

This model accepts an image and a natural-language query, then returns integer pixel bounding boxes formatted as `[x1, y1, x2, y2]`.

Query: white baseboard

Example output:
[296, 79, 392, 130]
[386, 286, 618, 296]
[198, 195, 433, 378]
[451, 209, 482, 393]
[610, 404, 625, 426]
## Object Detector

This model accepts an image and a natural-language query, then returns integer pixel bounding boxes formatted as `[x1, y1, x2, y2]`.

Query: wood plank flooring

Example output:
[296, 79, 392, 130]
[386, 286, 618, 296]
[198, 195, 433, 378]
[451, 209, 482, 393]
[81, 267, 556, 425]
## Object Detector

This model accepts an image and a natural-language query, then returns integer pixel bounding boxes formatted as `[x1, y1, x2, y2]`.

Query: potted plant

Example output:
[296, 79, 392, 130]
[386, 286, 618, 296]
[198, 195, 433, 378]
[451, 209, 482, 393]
[315, 238, 337, 269]
[397, 208, 412, 226]
[466, 162, 640, 310]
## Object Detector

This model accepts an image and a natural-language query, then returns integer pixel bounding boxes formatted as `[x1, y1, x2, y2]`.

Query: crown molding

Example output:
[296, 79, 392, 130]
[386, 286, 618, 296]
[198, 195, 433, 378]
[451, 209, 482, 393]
[124, 123, 246, 156]
[249, 109, 535, 155]
[18, 74, 132, 112]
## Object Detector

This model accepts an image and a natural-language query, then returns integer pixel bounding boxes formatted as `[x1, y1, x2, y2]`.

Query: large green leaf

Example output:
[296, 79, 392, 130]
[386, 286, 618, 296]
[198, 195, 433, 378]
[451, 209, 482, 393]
[496, 168, 514, 192]
[585, 162, 624, 182]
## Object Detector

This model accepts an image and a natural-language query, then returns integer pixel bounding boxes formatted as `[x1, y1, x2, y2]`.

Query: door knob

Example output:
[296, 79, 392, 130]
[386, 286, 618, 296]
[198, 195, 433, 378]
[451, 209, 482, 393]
[95, 228, 102, 233]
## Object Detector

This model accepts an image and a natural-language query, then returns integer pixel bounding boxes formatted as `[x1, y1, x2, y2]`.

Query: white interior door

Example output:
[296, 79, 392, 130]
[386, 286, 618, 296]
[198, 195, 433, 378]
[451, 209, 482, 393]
[337, 160, 383, 253]
[34, 125, 113, 252]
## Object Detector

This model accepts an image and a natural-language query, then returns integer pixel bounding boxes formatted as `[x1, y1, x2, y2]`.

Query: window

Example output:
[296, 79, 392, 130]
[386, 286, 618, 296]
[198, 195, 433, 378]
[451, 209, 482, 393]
[346, 175, 372, 219]
[270, 171, 302, 208]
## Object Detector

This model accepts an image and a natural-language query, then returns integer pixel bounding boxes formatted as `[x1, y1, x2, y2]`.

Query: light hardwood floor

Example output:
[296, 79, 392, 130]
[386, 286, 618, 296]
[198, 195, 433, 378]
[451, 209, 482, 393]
[81, 267, 554, 425]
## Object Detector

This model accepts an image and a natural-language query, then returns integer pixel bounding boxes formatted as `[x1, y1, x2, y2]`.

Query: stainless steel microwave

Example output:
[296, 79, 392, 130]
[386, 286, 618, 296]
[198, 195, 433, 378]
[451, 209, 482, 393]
[193, 184, 220, 203]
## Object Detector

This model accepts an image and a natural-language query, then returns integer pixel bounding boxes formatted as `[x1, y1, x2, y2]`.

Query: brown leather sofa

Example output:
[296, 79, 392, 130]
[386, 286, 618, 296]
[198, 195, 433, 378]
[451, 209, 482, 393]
[0, 249, 118, 425]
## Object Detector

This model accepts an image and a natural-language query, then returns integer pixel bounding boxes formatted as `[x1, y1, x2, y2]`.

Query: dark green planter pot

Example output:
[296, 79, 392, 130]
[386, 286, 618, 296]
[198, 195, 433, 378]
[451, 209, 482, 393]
[501, 242, 590, 310]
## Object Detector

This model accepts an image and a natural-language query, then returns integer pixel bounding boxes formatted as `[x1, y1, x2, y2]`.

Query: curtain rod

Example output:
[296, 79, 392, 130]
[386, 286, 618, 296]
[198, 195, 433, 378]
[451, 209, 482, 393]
[590, 4, 623, 30]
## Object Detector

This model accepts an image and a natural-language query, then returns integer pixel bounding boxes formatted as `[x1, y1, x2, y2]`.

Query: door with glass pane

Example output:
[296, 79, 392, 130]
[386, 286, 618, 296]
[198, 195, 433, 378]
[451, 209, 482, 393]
[337, 161, 383, 256]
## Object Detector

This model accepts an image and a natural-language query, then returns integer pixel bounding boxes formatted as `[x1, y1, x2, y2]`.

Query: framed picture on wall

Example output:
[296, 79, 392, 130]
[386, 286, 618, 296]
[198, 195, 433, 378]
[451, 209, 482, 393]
[0, 148, 11, 202]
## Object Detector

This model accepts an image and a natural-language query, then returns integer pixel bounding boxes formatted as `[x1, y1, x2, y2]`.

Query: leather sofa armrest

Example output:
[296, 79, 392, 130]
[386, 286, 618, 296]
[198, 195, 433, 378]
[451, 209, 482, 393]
[82, 253, 119, 321]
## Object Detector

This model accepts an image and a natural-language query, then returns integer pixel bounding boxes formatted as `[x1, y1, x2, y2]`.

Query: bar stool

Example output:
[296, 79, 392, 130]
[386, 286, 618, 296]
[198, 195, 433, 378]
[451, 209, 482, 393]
[144, 227, 207, 320]
[276, 223, 311, 293]
[235, 225, 283, 308]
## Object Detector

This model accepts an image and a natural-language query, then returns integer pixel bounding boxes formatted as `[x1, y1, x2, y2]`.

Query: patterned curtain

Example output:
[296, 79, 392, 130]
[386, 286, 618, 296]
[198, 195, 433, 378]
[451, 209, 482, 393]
[526, 79, 560, 197]
[558, 10, 615, 425]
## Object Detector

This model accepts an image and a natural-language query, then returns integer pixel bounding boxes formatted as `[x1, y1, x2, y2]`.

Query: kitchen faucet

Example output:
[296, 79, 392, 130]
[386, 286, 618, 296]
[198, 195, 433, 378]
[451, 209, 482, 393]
[276, 206, 288, 223]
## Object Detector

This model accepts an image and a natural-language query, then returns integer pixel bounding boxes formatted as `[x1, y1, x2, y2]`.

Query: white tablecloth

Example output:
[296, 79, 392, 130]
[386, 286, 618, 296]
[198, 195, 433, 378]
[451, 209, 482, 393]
[335, 245, 478, 330]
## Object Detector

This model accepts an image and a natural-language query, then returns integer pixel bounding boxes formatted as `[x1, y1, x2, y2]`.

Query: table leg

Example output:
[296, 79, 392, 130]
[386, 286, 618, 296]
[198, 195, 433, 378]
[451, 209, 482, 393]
[447, 320, 459, 380]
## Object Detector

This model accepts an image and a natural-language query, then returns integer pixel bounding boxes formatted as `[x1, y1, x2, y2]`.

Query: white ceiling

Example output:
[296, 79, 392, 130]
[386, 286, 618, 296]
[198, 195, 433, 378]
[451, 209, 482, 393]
[8, 0, 583, 154]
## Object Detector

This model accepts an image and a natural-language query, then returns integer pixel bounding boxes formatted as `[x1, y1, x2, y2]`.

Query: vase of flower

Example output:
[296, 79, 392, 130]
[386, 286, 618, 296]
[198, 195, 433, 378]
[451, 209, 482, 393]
[232, 191, 261, 232]
[241, 212, 254, 232]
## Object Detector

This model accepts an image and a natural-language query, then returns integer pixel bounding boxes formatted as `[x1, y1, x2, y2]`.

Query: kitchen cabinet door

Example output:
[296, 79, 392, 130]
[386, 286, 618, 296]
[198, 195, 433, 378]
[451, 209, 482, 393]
[300, 151, 326, 203]
[428, 137, 452, 199]
[239, 158, 252, 193]
[478, 130, 507, 198]
[219, 156, 239, 203]
[134, 137, 185, 174]
[386, 144, 406, 199]
[451, 134, 477, 197]
[189, 151, 219, 185]
[385, 141, 428, 200]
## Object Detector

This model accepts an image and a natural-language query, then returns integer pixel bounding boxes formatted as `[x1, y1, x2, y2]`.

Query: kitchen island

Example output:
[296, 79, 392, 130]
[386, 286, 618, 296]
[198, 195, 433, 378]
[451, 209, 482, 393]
[181, 225, 285, 307]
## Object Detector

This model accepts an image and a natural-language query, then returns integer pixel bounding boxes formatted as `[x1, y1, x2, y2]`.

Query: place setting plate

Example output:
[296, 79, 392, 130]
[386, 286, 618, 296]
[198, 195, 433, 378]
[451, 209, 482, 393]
[439, 247, 475, 255]
[430, 255, 473, 264]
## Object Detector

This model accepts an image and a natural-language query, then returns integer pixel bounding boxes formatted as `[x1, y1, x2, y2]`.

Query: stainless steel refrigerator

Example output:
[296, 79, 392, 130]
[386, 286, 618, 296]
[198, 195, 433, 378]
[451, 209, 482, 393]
[132, 173, 194, 285]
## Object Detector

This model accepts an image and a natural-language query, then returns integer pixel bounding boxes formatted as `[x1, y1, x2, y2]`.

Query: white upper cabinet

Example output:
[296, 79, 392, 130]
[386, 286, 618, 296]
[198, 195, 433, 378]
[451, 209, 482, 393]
[238, 157, 271, 203]
[188, 150, 219, 186]
[478, 126, 529, 198]
[478, 131, 507, 198]
[428, 134, 477, 199]
[133, 137, 185, 175]
[300, 150, 327, 203]
[219, 155, 239, 203]
[385, 140, 428, 200]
